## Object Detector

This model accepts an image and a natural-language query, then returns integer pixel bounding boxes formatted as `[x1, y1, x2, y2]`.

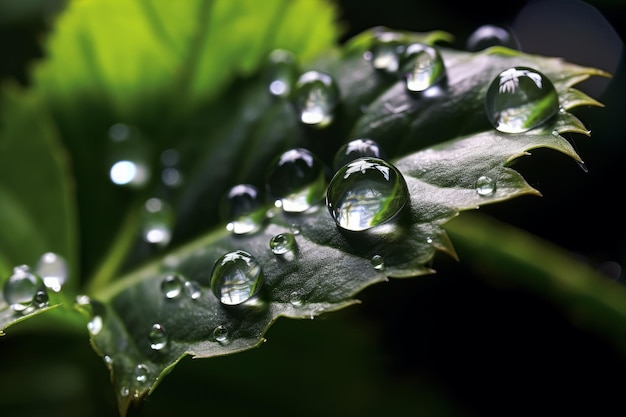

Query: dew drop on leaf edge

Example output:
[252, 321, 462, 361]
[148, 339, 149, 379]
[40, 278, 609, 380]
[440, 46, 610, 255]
[484, 66, 559, 133]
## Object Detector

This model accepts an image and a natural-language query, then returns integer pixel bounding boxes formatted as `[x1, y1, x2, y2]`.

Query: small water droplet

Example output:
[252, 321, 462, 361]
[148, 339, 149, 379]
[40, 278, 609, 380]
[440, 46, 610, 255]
[289, 224, 301, 235]
[184, 280, 202, 300]
[35, 252, 69, 292]
[161, 273, 184, 299]
[160, 149, 183, 188]
[333, 138, 386, 172]
[141, 198, 174, 248]
[265, 49, 298, 98]
[294, 71, 339, 127]
[466, 24, 519, 51]
[149, 323, 168, 351]
[120, 387, 130, 397]
[32, 290, 49, 308]
[213, 325, 229, 343]
[367, 29, 405, 73]
[266, 148, 326, 213]
[107, 123, 151, 188]
[401, 43, 446, 92]
[88, 315, 103, 336]
[475, 175, 496, 196]
[426, 236, 433, 244]
[2, 265, 47, 312]
[221, 184, 265, 235]
[326, 157, 409, 232]
[103, 355, 113, 365]
[289, 291, 303, 306]
[269, 233, 297, 255]
[485, 66, 559, 133]
[210, 250, 265, 306]
[370, 254, 385, 270]
[135, 363, 150, 383]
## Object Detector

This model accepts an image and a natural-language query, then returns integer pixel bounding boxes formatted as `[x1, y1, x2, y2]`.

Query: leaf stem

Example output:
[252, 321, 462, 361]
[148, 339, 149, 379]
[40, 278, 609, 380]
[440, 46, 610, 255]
[86, 201, 141, 295]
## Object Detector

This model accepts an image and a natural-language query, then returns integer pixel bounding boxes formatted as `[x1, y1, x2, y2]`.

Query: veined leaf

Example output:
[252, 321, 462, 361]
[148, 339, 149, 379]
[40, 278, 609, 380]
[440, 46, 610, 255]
[79, 32, 609, 415]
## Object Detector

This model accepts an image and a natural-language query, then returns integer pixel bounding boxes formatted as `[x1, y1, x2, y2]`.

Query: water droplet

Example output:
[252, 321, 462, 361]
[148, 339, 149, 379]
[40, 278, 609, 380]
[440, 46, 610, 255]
[210, 250, 265, 306]
[107, 123, 151, 188]
[289, 291, 303, 306]
[265, 49, 298, 98]
[149, 323, 168, 351]
[103, 355, 113, 365]
[184, 280, 202, 300]
[135, 363, 150, 383]
[370, 254, 385, 270]
[141, 198, 174, 248]
[475, 175, 496, 196]
[466, 24, 519, 52]
[88, 315, 103, 336]
[326, 157, 409, 232]
[401, 43, 446, 92]
[32, 290, 49, 308]
[269, 233, 297, 255]
[2, 265, 47, 312]
[289, 224, 301, 235]
[485, 66, 559, 133]
[366, 29, 405, 73]
[161, 273, 184, 299]
[120, 387, 130, 397]
[266, 148, 326, 213]
[160, 149, 183, 188]
[213, 325, 229, 343]
[333, 138, 386, 172]
[35, 252, 69, 292]
[294, 70, 339, 127]
[220, 184, 265, 235]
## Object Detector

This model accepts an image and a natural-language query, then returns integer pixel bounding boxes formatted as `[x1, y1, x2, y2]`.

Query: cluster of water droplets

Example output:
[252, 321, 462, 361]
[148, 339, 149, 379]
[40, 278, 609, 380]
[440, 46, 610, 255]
[364, 28, 447, 94]
[2, 252, 70, 314]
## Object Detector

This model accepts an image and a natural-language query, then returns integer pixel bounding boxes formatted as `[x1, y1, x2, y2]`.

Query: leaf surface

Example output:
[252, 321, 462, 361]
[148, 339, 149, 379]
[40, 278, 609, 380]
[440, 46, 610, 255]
[81, 34, 609, 415]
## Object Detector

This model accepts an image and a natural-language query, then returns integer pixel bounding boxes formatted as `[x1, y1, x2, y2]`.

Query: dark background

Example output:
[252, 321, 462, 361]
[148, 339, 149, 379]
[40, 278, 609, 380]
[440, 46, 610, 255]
[1, 0, 625, 416]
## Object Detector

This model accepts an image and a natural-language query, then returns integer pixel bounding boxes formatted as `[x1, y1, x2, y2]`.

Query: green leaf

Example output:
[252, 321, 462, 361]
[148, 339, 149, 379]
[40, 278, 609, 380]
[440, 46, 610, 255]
[31, 0, 341, 280]
[0, 84, 78, 333]
[80, 33, 609, 415]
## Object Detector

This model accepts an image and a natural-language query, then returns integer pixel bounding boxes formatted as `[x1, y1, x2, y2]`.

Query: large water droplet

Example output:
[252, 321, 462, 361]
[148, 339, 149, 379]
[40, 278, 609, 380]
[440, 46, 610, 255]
[401, 43, 446, 92]
[485, 66, 559, 133]
[294, 70, 339, 127]
[366, 29, 404, 73]
[265, 49, 298, 98]
[475, 175, 496, 196]
[326, 157, 409, 232]
[466, 24, 519, 51]
[161, 273, 184, 299]
[141, 197, 174, 248]
[269, 233, 297, 256]
[266, 148, 326, 213]
[149, 323, 168, 351]
[2, 265, 47, 312]
[210, 250, 264, 306]
[333, 138, 385, 172]
[107, 123, 151, 188]
[35, 252, 68, 292]
[220, 184, 265, 235]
